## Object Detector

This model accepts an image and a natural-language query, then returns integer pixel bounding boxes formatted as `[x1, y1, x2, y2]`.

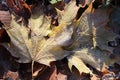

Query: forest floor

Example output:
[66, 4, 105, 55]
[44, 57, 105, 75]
[0, 45, 120, 80]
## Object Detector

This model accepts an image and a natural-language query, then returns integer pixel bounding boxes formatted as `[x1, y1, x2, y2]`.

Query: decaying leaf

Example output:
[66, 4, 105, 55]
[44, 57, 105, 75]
[67, 3, 120, 74]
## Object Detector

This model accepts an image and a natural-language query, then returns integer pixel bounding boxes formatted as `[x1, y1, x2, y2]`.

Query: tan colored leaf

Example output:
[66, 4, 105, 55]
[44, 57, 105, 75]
[68, 55, 92, 74]
[57, 73, 67, 80]
[2, 15, 73, 65]
[2, 0, 83, 66]
[72, 48, 114, 70]
[58, 0, 80, 24]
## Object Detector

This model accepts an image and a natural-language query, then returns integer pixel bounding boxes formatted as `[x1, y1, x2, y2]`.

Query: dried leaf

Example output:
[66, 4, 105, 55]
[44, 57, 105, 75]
[49, 66, 57, 80]
[0, 11, 11, 27]
[58, 1, 80, 24]
[68, 55, 92, 74]
[3, 70, 19, 80]
[57, 73, 67, 80]
[6, 0, 31, 19]
[2, 0, 83, 66]
[67, 3, 119, 74]
[2, 15, 73, 66]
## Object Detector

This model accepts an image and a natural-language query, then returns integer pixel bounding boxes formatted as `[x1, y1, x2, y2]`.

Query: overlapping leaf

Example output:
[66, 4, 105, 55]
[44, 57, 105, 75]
[67, 4, 120, 74]
[2, 0, 81, 66]
[1, 0, 119, 76]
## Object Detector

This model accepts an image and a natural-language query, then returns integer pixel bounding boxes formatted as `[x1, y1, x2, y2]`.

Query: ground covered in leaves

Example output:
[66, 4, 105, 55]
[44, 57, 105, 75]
[0, 0, 120, 80]
[0, 45, 120, 80]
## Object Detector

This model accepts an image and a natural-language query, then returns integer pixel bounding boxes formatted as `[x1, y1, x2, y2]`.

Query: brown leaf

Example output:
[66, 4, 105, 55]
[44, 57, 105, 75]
[57, 73, 67, 80]
[3, 71, 19, 80]
[0, 28, 10, 43]
[49, 66, 57, 80]
[0, 11, 11, 27]
[6, 0, 31, 25]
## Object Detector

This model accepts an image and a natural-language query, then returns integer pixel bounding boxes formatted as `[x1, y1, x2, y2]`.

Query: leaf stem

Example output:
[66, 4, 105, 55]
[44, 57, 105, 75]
[32, 60, 35, 80]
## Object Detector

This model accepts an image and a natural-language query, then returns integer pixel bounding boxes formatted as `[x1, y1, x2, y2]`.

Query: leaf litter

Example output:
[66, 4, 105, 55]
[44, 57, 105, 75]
[0, 0, 120, 80]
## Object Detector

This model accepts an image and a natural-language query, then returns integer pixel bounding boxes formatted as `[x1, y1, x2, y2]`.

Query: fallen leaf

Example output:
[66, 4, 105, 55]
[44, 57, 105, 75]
[3, 70, 19, 80]
[68, 55, 92, 74]
[0, 11, 11, 27]
[2, 0, 82, 66]
[67, 3, 120, 74]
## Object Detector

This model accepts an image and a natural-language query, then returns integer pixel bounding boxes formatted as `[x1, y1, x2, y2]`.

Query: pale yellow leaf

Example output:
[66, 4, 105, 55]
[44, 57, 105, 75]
[2, 0, 82, 66]
[68, 55, 92, 74]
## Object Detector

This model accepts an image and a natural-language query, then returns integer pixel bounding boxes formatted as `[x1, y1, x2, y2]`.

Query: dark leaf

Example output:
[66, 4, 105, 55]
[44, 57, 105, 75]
[6, 0, 31, 25]
[0, 28, 10, 43]
[76, 0, 86, 6]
